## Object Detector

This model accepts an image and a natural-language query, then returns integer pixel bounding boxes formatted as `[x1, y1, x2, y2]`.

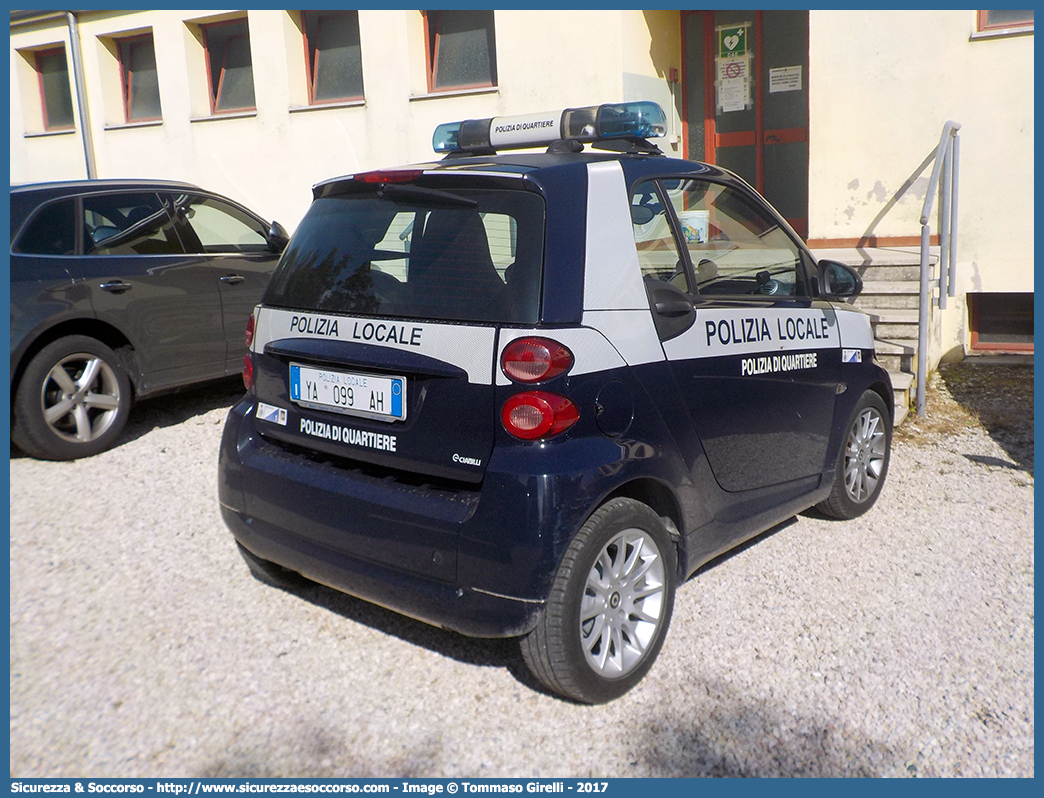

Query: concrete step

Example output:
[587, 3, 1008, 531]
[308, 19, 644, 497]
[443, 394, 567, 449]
[854, 279, 931, 310]
[859, 280, 928, 294]
[859, 264, 923, 281]
[865, 308, 920, 324]
[874, 337, 918, 355]
[894, 402, 910, 427]
[873, 321, 921, 339]
[873, 338, 917, 373]
[811, 246, 933, 284]
[811, 247, 930, 266]
[887, 371, 914, 427]
[855, 293, 921, 309]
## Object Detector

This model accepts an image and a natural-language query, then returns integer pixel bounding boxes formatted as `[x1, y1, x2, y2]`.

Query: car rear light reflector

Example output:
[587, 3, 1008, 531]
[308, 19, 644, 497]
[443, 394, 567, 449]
[502, 391, 579, 440]
[501, 337, 573, 383]
[242, 355, 254, 390]
[245, 313, 255, 348]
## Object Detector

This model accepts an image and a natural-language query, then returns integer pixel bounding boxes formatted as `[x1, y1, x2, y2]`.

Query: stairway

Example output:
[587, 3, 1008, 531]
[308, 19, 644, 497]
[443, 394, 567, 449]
[811, 247, 934, 427]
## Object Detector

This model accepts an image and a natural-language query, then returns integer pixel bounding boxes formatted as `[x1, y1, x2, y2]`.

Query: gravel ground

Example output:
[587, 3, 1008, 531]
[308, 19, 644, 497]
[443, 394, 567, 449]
[9, 365, 1034, 778]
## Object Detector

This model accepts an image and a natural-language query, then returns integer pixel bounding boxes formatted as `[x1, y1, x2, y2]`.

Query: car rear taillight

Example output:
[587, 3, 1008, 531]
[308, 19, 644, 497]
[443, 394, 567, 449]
[501, 391, 579, 440]
[501, 337, 573, 383]
[245, 313, 255, 348]
[242, 354, 254, 390]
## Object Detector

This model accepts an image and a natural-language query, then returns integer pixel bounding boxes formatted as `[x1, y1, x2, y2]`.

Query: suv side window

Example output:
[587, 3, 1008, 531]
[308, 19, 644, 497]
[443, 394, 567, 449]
[14, 199, 77, 255]
[83, 192, 185, 256]
[662, 179, 809, 299]
[631, 181, 690, 293]
[171, 194, 270, 254]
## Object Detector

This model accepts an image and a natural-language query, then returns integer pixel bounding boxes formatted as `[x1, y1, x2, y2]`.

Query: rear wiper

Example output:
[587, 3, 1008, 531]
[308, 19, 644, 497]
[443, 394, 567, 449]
[377, 184, 478, 207]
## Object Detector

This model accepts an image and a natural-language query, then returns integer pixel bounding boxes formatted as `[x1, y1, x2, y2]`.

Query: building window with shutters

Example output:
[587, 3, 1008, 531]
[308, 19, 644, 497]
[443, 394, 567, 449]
[303, 10, 364, 104]
[424, 10, 497, 93]
[202, 18, 256, 113]
[35, 46, 75, 130]
[118, 34, 162, 122]
[974, 10, 1033, 37]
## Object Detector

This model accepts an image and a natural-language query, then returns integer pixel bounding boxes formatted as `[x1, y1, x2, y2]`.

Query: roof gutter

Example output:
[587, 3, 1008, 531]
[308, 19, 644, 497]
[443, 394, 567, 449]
[65, 11, 97, 179]
[10, 10, 68, 26]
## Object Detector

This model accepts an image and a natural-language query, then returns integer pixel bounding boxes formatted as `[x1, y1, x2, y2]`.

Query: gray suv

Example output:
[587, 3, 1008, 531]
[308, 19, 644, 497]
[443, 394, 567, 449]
[10, 179, 288, 460]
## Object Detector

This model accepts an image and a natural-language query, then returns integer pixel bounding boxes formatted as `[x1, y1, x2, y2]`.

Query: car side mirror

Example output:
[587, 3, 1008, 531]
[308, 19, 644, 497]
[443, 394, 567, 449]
[816, 259, 862, 301]
[630, 205, 656, 225]
[267, 220, 290, 253]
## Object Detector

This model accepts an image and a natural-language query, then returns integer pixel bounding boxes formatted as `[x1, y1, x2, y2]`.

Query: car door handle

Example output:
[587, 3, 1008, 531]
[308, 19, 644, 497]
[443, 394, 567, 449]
[219, 274, 245, 285]
[99, 280, 132, 294]
[654, 299, 694, 317]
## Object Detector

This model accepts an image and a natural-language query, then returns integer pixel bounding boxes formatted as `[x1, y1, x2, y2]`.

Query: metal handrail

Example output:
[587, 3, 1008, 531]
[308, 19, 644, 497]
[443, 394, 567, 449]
[917, 121, 961, 417]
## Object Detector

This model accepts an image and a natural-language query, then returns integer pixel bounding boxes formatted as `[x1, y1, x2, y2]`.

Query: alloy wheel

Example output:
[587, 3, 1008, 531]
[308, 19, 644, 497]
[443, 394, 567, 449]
[843, 406, 888, 503]
[580, 528, 667, 677]
[41, 353, 123, 443]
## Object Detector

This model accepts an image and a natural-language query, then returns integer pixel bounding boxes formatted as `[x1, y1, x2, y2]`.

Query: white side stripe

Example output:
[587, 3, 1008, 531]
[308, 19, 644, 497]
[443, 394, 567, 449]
[664, 307, 840, 360]
[835, 305, 875, 350]
[584, 161, 649, 311]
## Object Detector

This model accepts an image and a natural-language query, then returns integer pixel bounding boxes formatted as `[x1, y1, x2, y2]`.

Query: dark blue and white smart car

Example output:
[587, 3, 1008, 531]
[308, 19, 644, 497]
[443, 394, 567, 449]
[218, 102, 892, 703]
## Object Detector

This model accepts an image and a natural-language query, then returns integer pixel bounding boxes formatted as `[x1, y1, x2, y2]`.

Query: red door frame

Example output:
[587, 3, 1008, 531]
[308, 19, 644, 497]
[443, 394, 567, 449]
[681, 10, 809, 235]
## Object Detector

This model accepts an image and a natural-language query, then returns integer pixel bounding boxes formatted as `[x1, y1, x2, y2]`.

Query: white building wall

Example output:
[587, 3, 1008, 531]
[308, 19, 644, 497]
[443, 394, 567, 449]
[808, 9, 1034, 298]
[11, 10, 681, 233]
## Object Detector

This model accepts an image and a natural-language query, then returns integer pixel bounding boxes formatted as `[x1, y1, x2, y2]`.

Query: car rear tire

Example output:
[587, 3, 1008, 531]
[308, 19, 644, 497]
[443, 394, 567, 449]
[520, 498, 677, 704]
[235, 541, 308, 590]
[816, 389, 891, 519]
[12, 335, 132, 461]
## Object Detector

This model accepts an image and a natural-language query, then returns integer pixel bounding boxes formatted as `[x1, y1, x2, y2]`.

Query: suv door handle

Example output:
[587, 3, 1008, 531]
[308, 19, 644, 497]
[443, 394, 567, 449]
[99, 280, 132, 294]
[219, 274, 245, 285]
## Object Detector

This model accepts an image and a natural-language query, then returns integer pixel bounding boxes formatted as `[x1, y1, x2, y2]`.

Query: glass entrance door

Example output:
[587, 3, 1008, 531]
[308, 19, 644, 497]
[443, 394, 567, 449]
[683, 10, 809, 237]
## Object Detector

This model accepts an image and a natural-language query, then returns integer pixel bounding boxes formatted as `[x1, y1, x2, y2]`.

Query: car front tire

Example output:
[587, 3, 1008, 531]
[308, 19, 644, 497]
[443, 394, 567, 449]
[521, 498, 677, 704]
[12, 335, 132, 461]
[816, 389, 892, 519]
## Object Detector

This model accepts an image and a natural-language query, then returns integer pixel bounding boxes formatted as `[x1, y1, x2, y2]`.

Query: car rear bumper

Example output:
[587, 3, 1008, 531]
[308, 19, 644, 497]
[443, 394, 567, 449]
[218, 397, 550, 638]
[220, 503, 543, 638]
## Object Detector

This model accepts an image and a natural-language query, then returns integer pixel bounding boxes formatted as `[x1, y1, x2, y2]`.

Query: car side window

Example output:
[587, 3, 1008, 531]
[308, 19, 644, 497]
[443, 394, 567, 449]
[83, 192, 186, 256]
[171, 194, 269, 254]
[631, 181, 690, 294]
[663, 179, 809, 299]
[14, 199, 77, 256]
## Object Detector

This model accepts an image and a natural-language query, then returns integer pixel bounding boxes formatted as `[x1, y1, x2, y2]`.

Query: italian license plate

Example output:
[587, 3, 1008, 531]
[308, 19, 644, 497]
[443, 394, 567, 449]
[289, 363, 405, 422]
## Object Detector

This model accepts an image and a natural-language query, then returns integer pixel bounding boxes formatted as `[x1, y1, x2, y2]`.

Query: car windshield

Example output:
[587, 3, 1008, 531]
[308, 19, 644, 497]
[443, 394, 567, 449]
[264, 188, 545, 324]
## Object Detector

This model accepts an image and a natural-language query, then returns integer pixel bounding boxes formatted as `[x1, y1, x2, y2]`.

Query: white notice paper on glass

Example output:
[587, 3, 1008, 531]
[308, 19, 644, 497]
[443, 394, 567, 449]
[717, 57, 751, 112]
[719, 82, 747, 112]
[769, 66, 802, 93]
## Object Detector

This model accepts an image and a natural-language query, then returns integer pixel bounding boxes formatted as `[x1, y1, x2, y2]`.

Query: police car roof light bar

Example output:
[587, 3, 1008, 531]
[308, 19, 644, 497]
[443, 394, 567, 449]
[432, 101, 667, 155]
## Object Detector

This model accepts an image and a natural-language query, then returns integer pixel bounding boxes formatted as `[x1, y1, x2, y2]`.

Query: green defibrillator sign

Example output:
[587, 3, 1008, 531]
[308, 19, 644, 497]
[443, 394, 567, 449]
[718, 25, 748, 59]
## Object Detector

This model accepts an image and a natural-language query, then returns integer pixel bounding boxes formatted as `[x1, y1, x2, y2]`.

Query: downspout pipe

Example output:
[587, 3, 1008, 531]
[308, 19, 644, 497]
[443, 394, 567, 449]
[66, 11, 97, 178]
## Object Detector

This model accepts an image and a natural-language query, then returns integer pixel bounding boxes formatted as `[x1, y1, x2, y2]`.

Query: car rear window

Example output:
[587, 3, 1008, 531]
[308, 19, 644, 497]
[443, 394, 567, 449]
[263, 188, 545, 324]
